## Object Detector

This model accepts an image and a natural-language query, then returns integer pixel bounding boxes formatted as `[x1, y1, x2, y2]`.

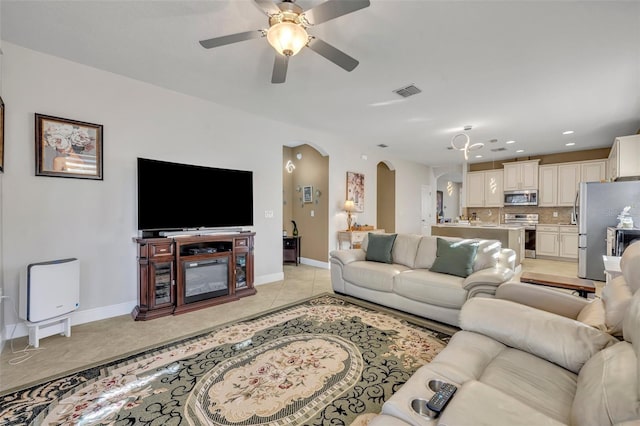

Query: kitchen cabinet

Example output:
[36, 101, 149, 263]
[465, 170, 503, 207]
[536, 225, 560, 257]
[608, 134, 640, 181]
[503, 160, 539, 191]
[538, 165, 558, 207]
[539, 160, 606, 207]
[536, 225, 578, 259]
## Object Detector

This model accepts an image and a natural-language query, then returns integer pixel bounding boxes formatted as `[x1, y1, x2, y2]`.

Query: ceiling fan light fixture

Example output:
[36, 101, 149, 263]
[267, 22, 308, 56]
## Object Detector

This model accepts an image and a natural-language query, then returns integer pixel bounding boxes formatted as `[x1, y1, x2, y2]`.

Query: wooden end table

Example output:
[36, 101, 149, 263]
[519, 272, 596, 298]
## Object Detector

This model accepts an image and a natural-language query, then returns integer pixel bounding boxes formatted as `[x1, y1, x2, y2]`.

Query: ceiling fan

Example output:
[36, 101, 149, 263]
[199, 0, 370, 83]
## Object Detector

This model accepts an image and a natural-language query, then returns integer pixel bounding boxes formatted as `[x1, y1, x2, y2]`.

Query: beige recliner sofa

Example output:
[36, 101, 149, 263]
[369, 241, 640, 425]
[330, 233, 516, 327]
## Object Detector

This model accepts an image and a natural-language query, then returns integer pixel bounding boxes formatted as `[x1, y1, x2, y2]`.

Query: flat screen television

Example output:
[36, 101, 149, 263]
[137, 157, 253, 231]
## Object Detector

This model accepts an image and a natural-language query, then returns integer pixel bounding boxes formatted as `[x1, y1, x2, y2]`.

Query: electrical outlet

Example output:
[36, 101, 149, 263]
[310, 210, 315, 217]
[553, 211, 558, 217]
[264, 210, 274, 218]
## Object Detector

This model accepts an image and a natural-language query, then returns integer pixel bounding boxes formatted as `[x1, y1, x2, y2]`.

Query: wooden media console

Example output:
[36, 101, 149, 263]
[132, 232, 256, 320]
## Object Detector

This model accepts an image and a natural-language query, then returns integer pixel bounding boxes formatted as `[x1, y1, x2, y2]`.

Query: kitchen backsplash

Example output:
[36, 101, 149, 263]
[463, 206, 575, 224]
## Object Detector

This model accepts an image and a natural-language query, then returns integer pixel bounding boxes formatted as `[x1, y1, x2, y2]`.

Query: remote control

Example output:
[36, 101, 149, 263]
[426, 382, 457, 413]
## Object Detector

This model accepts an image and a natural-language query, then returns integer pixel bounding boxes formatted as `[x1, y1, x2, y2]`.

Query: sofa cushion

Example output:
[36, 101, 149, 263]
[572, 341, 640, 425]
[414, 236, 439, 269]
[365, 233, 397, 263]
[480, 348, 577, 424]
[393, 269, 467, 309]
[430, 237, 478, 278]
[342, 261, 410, 292]
[391, 233, 421, 268]
[473, 239, 501, 272]
[603, 275, 633, 336]
[576, 298, 608, 332]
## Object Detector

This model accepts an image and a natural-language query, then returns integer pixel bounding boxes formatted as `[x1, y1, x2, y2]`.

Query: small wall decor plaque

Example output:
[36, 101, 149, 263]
[35, 113, 103, 180]
[303, 185, 313, 203]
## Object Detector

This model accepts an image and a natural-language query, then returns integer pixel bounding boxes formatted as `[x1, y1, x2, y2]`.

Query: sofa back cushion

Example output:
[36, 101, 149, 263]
[571, 342, 639, 425]
[391, 233, 422, 268]
[473, 239, 501, 272]
[430, 238, 479, 278]
[365, 233, 397, 263]
[414, 236, 440, 269]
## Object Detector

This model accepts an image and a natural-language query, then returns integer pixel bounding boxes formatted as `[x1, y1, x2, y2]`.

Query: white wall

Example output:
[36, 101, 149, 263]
[1, 42, 433, 338]
[393, 159, 434, 235]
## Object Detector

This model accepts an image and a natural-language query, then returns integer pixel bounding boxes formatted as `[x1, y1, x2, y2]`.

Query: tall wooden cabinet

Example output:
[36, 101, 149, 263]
[132, 232, 256, 320]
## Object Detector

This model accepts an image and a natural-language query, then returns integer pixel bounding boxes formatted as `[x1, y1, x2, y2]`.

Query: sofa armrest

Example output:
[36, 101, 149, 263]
[459, 298, 618, 374]
[463, 266, 514, 292]
[329, 249, 365, 266]
[496, 281, 589, 319]
[498, 248, 517, 271]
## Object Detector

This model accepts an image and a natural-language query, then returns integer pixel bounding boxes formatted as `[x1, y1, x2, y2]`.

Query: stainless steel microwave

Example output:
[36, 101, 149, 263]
[503, 190, 538, 206]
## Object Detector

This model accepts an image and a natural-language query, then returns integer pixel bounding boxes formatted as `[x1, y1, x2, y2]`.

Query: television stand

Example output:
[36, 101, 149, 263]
[132, 232, 256, 320]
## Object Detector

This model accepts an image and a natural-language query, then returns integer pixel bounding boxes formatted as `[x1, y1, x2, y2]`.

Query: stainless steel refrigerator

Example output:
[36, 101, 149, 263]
[577, 181, 640, 281]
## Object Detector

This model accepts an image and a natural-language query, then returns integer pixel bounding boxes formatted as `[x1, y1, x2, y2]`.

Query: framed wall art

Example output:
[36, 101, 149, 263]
[303, 185, 313, 203]
[0, 97, 4, 173]
[35, 113, 103, 180]
[346, 171, 364, 212]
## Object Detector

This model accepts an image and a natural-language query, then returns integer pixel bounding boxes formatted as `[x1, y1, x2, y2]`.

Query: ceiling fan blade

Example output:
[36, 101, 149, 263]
[199, 30, 265, 49]
[303, 0, 370, 25]
[307, 37, 359, 72]
[272, 54, 289, 84]
[254, 0, 282, 16]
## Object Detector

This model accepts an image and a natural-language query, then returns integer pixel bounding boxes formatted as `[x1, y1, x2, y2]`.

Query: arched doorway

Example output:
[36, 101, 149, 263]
[376, 161, 396, 233]
[283, 144, 329, 264]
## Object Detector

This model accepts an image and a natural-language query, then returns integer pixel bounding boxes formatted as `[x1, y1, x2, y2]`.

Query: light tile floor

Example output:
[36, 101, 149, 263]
[0, 258, 588, 393]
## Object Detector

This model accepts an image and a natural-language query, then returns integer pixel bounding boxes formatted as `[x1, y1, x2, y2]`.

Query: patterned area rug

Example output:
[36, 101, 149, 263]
[0, 294, 451, 425]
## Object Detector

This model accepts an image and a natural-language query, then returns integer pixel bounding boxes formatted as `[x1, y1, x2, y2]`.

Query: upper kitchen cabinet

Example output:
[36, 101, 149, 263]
[538, 165, 558, 207]
[609, 134, 640, 181]
[554, 160, 607, 206]
[503, 160, 540, 191]
[466, 170, 503, 207]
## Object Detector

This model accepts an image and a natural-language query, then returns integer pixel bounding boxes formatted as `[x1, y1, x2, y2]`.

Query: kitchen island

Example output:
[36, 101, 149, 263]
[432, 223, 525, 266]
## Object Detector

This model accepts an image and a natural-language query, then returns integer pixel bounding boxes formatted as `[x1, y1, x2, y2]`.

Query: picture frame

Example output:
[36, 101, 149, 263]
[303, 185, 313, 203]
[0, 97, 4, 173]
[346, 171, 364, 212]
[35, 113, 103, 180]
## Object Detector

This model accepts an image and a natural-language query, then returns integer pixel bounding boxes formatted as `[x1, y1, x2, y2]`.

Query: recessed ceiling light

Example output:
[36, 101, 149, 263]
[475, 155, 483, 158]
[563, 130, 574, 135]
[516, 149, 524, 153]
[565, 142, 576, 146]
[506, 140, 516, 144]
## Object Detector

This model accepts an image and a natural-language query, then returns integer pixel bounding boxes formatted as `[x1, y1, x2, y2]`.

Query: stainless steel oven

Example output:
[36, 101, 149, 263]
[504, 213, 539, 258]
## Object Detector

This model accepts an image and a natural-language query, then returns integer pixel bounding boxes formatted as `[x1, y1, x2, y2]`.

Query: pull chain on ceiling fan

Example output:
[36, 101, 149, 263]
[198, 0, 370, 83]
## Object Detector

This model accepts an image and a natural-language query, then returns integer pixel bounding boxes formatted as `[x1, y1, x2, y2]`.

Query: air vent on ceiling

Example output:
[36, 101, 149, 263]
[491, 147, 508, 152]
[377, 144, 389, 148]
[447, 146, 454, 150]
[393, 84, 422, 98]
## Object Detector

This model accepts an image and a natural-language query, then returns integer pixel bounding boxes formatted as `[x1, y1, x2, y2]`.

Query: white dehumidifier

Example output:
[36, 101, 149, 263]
[19, 258, 80, 347]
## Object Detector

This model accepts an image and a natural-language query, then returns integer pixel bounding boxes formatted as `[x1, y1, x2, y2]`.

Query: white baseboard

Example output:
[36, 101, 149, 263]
[300, 257, 329, 269]
[255, 272, 284, 286]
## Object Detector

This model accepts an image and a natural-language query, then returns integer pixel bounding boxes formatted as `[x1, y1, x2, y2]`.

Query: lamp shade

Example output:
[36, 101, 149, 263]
[267, 22, 308, 57]
[344, 200, 355, 211]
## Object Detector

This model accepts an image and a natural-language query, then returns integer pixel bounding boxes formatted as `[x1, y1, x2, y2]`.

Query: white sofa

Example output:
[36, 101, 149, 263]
[330, 233, 516, 327]
[369, 241, 640, 426]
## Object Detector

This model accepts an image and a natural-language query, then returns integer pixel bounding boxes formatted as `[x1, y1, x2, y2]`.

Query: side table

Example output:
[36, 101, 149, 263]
[283, 236, 301, 266]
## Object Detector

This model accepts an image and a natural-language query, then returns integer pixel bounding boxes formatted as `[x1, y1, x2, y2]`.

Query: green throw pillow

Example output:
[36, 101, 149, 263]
[365, 233, 397, 264]
[430, 238, 479, 278]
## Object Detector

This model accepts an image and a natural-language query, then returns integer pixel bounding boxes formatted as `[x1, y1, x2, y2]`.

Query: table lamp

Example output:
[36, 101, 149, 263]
[344, 200, 355, 231]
